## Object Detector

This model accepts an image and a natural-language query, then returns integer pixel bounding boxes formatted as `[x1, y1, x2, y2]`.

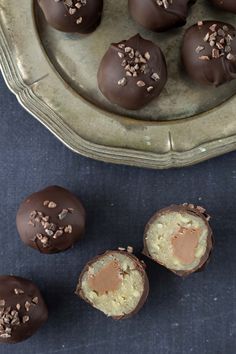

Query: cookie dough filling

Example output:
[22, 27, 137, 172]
[144, 204, 213, 274]
[76, 250, 149, 318]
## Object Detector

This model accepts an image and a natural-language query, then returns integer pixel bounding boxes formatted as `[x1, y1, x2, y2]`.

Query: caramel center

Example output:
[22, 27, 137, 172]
[171, 227, 200, 265]
[88, 260, 123, 295]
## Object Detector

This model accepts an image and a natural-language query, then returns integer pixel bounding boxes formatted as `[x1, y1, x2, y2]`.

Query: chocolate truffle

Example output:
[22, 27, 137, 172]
[97, 34, 167, 110]
[143, 204, 213, 276]
[16, 186, 86, 254]
[182, 21, 236, 86]
[76, 249, 149, 319]
[0, 276, 48, 343]
[37, 0, 103, 34]
[128, 0, 195, 32]
[209, 0, 236, 14]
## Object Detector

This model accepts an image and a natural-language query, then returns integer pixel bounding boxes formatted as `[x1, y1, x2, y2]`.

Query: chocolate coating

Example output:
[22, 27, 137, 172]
[37, 0, 103, 34]
[16, 186, 86, 254]
[76, 250, 149, 319]
[0, 276, 48, 343]
[209, 0, 236, 14]
[143, 204, 213, 277]
[182, 21, 236, 86]
[97, 34, 167, 110]
[128, 0, 195, 32]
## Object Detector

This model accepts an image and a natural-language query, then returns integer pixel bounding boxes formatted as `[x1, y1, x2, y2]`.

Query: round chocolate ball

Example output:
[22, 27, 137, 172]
[128, 0, 195, 32]
[0, 276, 48, 343]
[16, 186, 86, 254]
[37, 0, 103, 34]
[209, 0, 236, 14]
[76, 249, 149, 319]
[182, 21, 236, 86]
[97, 34, 167, 110]
[143, 204, 213, 276]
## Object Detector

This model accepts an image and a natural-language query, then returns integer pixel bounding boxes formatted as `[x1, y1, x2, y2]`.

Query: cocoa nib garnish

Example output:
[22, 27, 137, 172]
[62, 0, 87, 26]
[29, 204, 74, 246]
[58, 208, 70, 220]
[64, 225, 73, 234]
[0, 304, 21, 338]
[116, 42, 159, 93]
[14, 288, 24, 295]
[197, 22, 236, 61]
[32, 297, 39, 305]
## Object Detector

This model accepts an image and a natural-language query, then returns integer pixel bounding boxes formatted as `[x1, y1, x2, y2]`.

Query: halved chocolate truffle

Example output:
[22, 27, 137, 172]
[37, 0, 103, 34]
[182, 21, 236, 86]
[0, 276, 48, 343]
[143, 204, 213, 276]
[16, 186, 86, 254]
[97, 34, 167, 110]
[209, 0, 236, 14]
[129, 0, 195, 32]
[76, 249, 149, 319]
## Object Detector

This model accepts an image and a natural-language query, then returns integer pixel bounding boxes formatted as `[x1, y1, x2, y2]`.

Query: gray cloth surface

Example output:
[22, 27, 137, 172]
[0, 74, 236, 354]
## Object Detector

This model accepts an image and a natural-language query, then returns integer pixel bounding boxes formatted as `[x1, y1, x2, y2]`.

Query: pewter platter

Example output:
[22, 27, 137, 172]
[1, 0, 236, 168]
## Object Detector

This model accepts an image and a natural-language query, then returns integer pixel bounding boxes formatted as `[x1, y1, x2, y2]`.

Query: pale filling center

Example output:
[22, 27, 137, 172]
[81, 252, 144, 317]
[145, 211, 208, 271]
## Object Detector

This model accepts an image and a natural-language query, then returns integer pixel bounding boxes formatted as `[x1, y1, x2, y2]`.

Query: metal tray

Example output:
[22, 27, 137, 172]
[1, 0, 236, 168]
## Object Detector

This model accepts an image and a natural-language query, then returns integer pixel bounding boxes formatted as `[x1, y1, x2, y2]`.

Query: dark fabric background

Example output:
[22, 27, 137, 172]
[0, 74, 236, 354]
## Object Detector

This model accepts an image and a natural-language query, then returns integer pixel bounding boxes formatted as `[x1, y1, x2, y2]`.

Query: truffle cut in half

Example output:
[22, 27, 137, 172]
[76, 250, 149, 319]
[143, 204, 213, 276]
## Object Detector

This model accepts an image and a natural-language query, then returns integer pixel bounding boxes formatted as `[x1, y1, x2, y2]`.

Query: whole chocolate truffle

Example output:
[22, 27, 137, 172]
[37, 0, 103, 34]
[209, 0, 236, 14]
[76, 249, 149, 319]
[182, 21, 236, 86]
[16, 186, 86, 254]
[143, 204, 213, 276]
[129, 0, 195, 32]
[0, 276, 48, 343]
[97, 34, 167, 110]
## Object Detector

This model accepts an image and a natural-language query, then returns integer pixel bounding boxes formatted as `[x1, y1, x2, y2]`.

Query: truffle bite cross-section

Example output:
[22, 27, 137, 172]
[16, 186, 86, 254]
[37, 0, 103, 34]
[129, 0, 195, 32]
[97, 34, 167, 110]
[76, 250, 149, 319]
[0, 276, 48, 344]
[143, 204, 213, 276]
[182, 21, 236, 86]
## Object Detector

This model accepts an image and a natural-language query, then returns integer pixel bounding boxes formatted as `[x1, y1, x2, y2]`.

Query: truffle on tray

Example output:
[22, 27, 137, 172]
[182, 21, 236, 86]
[97, 34, 167, 110]
[128, 0, 195, 32]
[37, 0, 103, 34]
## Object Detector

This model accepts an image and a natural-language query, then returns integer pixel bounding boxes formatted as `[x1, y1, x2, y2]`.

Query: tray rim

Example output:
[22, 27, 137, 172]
[1, 1, 236, 169]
